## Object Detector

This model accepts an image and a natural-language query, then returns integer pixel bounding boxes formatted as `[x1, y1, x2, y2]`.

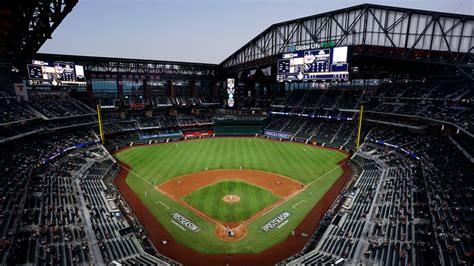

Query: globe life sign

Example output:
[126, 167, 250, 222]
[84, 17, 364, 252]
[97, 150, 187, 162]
[287, 41, 336, 52]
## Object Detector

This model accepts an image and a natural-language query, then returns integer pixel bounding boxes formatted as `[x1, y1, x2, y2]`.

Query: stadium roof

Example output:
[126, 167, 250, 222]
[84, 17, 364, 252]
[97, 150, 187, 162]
[4, 2, 473, 80]
[0, 0, 78, 69]
[220, 3, 473, 79]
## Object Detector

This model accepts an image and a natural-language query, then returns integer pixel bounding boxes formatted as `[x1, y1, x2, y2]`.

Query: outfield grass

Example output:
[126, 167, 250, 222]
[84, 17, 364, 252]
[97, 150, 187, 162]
[115, 138, 344, 185]
[183, 180, 280, 222]
[114, 138, 348, 254]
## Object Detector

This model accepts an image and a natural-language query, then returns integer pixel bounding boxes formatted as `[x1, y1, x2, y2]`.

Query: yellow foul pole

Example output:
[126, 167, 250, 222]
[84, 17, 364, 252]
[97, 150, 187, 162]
[96, 104, 105, 144]
[356, 105, 364, 149]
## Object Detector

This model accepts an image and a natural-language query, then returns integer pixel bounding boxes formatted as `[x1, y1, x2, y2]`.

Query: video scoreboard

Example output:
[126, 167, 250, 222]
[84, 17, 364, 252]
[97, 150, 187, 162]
[277, 46, 349, 81]
[27, 60, 86, 86]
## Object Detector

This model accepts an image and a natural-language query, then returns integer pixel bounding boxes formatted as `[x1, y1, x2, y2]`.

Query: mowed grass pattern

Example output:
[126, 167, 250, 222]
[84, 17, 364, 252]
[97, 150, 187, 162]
[183, 180, 280, 222]
[114, 138, 349, 254]
[115, 138, 346, 185]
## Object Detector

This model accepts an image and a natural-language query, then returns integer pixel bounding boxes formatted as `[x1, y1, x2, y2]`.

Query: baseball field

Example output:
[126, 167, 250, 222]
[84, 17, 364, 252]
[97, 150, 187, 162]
[113, 137, 349, 255]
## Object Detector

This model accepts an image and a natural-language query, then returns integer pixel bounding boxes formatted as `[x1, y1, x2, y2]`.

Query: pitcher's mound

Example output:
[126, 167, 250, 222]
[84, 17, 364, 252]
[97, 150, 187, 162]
[223, 194, 241, 203]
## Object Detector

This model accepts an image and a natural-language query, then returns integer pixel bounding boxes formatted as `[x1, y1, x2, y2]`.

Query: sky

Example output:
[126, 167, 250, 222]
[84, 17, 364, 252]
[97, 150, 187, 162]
[39, 0, 473, 64]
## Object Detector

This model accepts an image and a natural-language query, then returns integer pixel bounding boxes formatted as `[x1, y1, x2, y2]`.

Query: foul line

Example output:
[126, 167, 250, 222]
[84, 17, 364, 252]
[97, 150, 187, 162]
[118, 163, 228, 229]
[157, 187, 227, 228]
[236, 161, 348, 230]
[156, 201, 170, 210]
[277, 220, 289, 229]
[308, 162, 347, 187]
[292, 200, 307, 209]
[171, 220, 187, 231]
[118, 164, 154, 186]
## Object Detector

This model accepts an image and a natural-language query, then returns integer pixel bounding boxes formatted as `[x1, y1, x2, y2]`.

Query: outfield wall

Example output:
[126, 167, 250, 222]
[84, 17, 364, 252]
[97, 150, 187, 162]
[213, 118, 267, 136]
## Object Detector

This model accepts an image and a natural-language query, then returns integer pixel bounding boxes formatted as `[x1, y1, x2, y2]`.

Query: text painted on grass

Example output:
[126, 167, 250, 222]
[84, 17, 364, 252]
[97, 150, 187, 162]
[171, 213, 200, 232]
[261, 212, 291, 232]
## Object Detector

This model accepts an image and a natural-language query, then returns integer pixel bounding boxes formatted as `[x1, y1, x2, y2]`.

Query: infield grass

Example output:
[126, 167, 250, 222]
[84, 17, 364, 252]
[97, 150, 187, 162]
[114, 137, 348, 254]
[183, 180, 280, 222]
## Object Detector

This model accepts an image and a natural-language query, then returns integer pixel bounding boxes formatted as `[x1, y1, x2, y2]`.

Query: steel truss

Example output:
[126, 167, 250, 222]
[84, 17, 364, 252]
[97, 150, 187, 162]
[0, 0, 78, 68]
[220, 4, 473, 80]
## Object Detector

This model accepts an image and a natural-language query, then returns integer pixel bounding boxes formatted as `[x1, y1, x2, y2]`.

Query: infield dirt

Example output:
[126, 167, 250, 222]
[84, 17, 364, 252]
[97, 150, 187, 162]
[157, 169, 303, 198]
[157, 169, 303, 242]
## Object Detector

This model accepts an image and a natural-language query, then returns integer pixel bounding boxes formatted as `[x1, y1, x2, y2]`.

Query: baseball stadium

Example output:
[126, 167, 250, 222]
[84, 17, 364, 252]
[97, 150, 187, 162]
[0, 1, 473, 266]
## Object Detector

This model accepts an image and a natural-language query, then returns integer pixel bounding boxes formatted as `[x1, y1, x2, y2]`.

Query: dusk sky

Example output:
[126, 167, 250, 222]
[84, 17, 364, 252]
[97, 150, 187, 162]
[39, 0, 472, 64]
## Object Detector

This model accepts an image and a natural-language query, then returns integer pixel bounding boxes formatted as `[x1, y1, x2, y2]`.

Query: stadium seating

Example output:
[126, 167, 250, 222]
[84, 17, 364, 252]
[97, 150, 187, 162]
[29, 97, 96, 119]
[286, 121, 473, 265]
[288, 154, 382, 265]
[293, 119, 322, 140]
[0, 131, 96, 264]
[0, 98, 39, 124]
[79, 151, 170, 265]
[411, 136, 474, 265]
[0, 131, 171, 265]
[265, 116, 291, 132]
[368, 81, 473, 132]
[0, 82, 472, 265]
[269, 81, 472, 133]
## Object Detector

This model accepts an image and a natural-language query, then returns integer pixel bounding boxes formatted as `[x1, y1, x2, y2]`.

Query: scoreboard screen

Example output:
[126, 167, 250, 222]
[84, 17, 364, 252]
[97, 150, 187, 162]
[27, 60, 86, 86]
[277, 46, 349, 81]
